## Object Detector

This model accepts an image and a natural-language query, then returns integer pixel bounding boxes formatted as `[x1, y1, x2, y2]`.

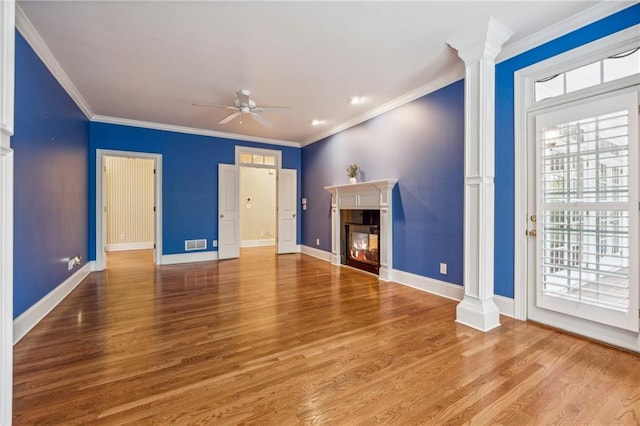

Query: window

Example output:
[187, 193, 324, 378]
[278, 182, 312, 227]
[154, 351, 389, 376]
[535, 47, 639, 102]
[235, 147, 281, 169]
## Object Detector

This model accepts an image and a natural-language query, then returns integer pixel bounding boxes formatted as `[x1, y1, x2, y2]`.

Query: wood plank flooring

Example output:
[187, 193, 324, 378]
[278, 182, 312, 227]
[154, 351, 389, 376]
[13, 248, 640, 424]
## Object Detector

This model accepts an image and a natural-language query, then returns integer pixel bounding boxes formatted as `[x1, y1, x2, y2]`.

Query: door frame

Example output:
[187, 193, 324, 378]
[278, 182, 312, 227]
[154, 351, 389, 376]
[228, 146, 298, 255]
[95, 149, 162, 270]
[513, 26, 640, 350]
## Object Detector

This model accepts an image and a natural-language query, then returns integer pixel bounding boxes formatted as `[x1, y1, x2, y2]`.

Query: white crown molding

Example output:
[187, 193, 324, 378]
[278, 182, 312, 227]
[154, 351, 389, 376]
[498, 1, 637, 62]
[15, 4, 93, 119]
[91, 115, 301, 148]
[301, 67, 465, 147]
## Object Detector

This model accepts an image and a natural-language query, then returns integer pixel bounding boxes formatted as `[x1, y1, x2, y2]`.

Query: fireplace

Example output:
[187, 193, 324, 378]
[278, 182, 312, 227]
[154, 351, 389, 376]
[342, 210, 380, 274]
[324, 179, 397, 281]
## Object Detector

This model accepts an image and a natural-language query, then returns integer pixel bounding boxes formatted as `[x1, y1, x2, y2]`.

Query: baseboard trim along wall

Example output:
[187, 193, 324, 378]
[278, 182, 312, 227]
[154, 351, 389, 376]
[299, 244, 516, 318]
[300, 245, 332, 261]
[13, 262, 92, 344]
[392, 269, 464, 302]
[241, 239, 275, 248]
[161, 251, 218, 265]
[106, 241, 154, 252]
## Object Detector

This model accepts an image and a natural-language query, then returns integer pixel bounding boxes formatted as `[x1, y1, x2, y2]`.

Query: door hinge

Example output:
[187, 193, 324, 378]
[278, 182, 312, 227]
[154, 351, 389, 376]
[154, 169, 156, 175]
[154, 243, 156, 249]
[153, 206, 156, 212]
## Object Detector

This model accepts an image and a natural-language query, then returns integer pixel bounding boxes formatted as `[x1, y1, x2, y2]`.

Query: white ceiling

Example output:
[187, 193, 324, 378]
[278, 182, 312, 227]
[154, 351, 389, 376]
[17, 1, 628, 145]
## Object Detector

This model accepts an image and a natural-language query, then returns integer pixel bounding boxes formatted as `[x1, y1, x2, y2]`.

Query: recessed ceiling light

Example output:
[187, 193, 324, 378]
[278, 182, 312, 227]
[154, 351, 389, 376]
[349, 95, 364, 105]
[311, 119, 324, 126]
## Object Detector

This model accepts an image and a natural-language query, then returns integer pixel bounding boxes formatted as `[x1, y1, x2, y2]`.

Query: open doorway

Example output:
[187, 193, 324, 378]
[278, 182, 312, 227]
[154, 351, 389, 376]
[240, 166, 276, 249]
[218, 146, 297, 260]
[104, 155, 155, 267]
[95, 149, 162, 270]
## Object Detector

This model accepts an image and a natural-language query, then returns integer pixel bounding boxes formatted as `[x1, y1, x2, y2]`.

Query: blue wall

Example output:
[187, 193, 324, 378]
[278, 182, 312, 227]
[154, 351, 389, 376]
[302, 81, 465, 285]
[493, 3, 640, 298]
[12, 32, 89, 318]
[89, 123, 302, 259]
[302, 4, 640, 296]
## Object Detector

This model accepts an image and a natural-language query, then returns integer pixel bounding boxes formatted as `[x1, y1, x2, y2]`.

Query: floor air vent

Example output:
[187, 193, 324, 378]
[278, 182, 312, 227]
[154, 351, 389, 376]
[185, 239, 207, 251]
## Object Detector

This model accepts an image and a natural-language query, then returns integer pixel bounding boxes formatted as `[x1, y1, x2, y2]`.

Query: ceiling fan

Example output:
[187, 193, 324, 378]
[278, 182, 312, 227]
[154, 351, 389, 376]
[193, 89, 291, 127]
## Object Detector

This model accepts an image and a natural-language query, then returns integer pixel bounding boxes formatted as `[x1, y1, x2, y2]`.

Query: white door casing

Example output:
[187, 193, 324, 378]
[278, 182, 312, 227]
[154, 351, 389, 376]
[277, 168, 297, 254]
[514, 26, 640, 351]
[95, 149, 162, 270]
[1, 2, 15, 423]
[218, 163, 240, 260]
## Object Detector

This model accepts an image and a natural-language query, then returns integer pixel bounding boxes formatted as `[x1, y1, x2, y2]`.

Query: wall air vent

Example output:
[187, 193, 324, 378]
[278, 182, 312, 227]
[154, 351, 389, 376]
[185, 239, 207, 251]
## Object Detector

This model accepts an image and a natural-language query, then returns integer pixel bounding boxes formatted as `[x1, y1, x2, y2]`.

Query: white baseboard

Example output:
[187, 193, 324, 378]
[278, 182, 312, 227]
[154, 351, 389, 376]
[13, 262, 92, 344]
[392, 269, 515, 318]
[300, 245, 331, 261]
[106, 241, 154, 252]
[392, 269, 464, 302]
[297, 249, 515, 318]
[241, 239, 275, 248]
[161, 251, 218, 265]
[493, 294, 515, 318]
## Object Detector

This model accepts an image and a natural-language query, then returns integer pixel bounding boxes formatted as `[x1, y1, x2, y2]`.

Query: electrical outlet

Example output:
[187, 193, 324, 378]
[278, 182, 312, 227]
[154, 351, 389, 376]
[440, 263, 447, 275]
[68, 259, 75, 270]
[316, 238, 320, 246]
[212, 240, 218, 247]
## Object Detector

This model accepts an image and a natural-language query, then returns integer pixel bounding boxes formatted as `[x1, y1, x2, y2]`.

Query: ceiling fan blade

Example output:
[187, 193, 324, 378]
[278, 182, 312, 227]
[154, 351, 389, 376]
[250, 112, 272, 127]
[258, 106, 291, 111]
[193, 102, 237, 110]
[219, 111, 242, 124]
[236, 90, 251, 106]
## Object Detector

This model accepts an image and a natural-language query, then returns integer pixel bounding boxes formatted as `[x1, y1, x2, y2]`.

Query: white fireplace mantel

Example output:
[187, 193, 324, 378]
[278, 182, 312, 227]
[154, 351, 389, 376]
[324, 179, 397, 281]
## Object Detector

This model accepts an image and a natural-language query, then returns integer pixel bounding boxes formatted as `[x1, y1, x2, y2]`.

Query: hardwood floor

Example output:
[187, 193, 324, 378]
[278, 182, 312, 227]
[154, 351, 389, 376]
[13, 248, 640, 425]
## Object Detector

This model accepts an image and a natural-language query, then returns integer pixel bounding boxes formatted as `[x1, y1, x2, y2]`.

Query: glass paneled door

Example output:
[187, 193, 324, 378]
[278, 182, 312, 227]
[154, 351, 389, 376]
[533, 91, 639, 332]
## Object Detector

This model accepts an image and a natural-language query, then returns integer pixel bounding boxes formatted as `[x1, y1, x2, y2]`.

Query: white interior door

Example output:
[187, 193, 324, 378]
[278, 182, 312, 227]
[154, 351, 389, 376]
[277, 168, 297, 254]
[529, 90, 639, 332]
[218, 164, 240, 260]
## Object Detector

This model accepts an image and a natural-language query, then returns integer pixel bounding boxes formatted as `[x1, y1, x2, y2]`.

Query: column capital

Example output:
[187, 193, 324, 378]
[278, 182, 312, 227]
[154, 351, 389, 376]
[447, 17, 513, 64]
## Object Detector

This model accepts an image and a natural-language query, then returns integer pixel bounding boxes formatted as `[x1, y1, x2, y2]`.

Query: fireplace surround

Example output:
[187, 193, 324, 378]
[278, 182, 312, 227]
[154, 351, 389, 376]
[324, 179, 397, 280]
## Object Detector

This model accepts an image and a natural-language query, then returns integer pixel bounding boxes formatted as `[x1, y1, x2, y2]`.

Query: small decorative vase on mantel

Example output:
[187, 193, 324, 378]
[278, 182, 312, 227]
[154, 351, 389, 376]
[347, 164, 359, 184]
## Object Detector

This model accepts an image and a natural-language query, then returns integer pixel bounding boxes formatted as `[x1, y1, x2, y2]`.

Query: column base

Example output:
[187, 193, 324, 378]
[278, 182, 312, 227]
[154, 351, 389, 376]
[378, 266, 392, 282]
[456, 296, 501, 332]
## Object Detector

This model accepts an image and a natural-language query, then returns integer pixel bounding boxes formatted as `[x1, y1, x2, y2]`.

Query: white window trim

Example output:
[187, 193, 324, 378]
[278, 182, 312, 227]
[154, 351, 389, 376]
[234, 146, 281, 169]
[513, 24, 640, 351]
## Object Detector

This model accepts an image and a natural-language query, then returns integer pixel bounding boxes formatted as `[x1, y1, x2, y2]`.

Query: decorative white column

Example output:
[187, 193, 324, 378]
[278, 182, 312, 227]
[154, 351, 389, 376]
[447, 18, 512, 332]
[0, 1, 14, 423]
